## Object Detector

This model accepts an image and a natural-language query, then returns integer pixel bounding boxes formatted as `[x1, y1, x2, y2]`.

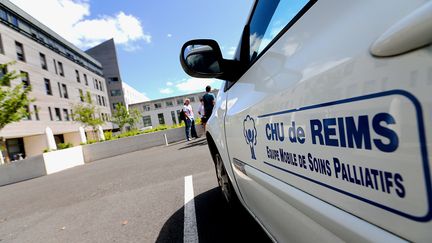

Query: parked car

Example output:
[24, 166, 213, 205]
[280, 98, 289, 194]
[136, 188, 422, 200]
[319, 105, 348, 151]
[180, 0, 432, 242]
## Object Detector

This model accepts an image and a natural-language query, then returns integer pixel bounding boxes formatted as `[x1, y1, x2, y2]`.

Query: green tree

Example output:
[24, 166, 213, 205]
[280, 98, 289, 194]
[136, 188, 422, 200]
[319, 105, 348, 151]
[72, 91, 104, 141]
[111, 103, 129, 132]
[128, 107, 141, 130]
[0, 62, 33, 162]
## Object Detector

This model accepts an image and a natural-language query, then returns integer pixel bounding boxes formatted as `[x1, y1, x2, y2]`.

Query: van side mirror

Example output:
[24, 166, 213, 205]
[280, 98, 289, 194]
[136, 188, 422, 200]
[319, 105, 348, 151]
[180, 39, 224, 78]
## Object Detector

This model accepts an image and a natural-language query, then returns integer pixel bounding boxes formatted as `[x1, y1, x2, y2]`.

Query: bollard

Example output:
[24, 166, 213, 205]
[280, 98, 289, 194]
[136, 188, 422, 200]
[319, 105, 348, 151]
[164, 134, 168, 146]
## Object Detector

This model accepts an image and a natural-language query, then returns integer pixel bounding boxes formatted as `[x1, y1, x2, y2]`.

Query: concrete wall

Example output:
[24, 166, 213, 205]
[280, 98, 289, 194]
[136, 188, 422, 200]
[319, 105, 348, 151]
[24, 134, 48, 157]
[1, 126, 204, 186]
[43, 146, 84, 174]
[0, 146, 85, 186]
[0, 155, 46, 186]
[82, 125, 204, 163]
[64, 132, 82, 146]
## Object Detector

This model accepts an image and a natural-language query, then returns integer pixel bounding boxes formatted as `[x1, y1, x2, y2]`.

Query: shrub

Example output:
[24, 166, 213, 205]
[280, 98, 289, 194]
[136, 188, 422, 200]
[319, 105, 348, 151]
[143, 129, 153, 134]
[143, 125, 168, 134]
[43, 148, 51, 153]
[156, 125, 168, 131]
[87, 139, 97, 144]
[57, 142, 73, 150]
[115, 129, 142, 139]
[104, 131, 113, 140]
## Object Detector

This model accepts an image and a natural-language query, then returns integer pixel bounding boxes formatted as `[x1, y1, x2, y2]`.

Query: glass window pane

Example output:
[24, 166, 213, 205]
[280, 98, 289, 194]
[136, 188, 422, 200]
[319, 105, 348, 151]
[249, 0, 308, 61]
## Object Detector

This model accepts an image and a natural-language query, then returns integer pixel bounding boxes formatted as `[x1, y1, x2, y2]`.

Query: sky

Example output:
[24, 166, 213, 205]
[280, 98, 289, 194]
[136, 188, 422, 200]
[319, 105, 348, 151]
[9, 0, 254, 101]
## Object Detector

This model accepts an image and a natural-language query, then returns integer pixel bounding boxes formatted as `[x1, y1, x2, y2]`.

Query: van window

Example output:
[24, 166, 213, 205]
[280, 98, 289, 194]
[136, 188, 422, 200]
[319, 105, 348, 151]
[249, 0, 309, 61]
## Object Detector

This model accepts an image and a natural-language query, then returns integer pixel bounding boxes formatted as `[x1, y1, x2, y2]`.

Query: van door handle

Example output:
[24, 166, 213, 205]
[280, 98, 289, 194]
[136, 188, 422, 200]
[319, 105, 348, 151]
[370, 1, 432, 57]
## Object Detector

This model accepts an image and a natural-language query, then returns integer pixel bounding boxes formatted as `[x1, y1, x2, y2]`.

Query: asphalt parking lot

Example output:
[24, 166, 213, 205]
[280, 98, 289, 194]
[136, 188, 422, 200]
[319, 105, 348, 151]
[0, 138, 271, 243]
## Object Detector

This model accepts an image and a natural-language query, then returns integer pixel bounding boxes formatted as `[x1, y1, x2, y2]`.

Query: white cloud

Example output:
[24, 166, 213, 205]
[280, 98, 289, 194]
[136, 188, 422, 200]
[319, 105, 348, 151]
[167, 33, 172, 38]
[159, 88, 174, 94]
[250, 33, 271, 57]
[175, 78, 217, 93]
[166, 81, 173, 86]
[10, 0, 151, 50]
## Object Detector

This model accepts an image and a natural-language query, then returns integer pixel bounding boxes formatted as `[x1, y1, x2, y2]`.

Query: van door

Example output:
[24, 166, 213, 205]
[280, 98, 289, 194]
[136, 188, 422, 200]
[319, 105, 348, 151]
[224, 0, 432, 242]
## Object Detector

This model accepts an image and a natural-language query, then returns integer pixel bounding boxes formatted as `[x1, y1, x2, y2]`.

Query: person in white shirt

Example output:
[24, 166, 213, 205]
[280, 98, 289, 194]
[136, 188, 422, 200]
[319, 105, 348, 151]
[183, 98, 198, 141]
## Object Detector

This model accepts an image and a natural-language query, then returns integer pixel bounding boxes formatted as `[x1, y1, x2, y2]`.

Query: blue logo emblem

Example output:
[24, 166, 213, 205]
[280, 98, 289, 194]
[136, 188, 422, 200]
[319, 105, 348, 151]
[243, 115, 257, 160]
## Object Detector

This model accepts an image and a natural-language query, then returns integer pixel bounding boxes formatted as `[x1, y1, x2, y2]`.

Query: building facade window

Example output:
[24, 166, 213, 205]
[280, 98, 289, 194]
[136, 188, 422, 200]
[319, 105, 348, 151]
[189, 96, 196, 102]
[83, 73, 88, 85]
[97, 95, 102, 106]
[143, 105, 150, 111]
[70, 109, 74, 121]
[33, 105, 39, 120]
[40, 53, 47, 70]
[53, 59, 58, 74]
[108, 77, 119, 82]
[15, 41, 25, 62]
[57, 82, 62, 97]
[99, 80, 103, 91]
[94, 79, 98, 89]
[6, 138, 25, 161]
[0, 6, 103, 77]
[78, 89, 84, 101]
[63, 109, 69, 121]
[61, 84, 68, 98]
[85, 91, 91, 102]
[0, 65, 7, 81]
[9, 14, 18, 27]
[171, 111, 177, 124]
[177, 110, 181, 122]
[23, 105, 31, 120]
[101, 96, 106, 106]
[142, 115, 152, 127]
[54, 135, 64, 144]
[20, 71, 29, 88]
[166, 101, 173, 107]
[57, 61, 64, 76]
[0, 9, 6, 21]
[44, 79, 52, 95]
[157, 113, 165, 125]
[75, 70, 80, 83]
[110, 89, 122, 96]
[177, 99, 183, 105]
[54, 108, 61, 121]
[154, 103, 162, 109]
[48, 107, 53, 121]
[0, 34, 4, 54]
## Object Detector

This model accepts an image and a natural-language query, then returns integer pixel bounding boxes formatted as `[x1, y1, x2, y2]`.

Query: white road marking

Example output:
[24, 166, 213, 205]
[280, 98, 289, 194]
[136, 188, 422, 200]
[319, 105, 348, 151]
[184, 175, 199, 243]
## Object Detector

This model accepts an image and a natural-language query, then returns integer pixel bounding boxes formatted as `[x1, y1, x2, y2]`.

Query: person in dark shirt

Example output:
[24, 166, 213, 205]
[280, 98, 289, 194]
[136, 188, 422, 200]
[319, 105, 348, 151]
[202, 85, 215, 131]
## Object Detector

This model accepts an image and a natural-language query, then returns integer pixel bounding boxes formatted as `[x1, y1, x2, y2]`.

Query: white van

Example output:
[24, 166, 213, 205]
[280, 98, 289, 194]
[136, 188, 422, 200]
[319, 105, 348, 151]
[180, 0, 432, 241]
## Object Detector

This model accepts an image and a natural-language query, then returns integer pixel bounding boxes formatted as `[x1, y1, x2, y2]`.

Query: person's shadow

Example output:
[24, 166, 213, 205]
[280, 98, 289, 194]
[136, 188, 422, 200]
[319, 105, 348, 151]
[156, 187, 271, 243]
[178, 138, 208, 150]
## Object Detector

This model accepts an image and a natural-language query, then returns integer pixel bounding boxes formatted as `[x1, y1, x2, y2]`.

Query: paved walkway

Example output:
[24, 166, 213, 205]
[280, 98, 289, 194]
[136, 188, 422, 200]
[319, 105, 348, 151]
[0, 138, 270, 242]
